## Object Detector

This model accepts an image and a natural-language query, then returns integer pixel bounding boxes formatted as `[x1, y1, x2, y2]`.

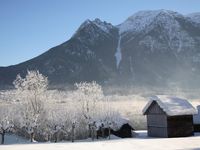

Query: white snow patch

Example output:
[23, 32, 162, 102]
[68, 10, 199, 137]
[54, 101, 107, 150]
[118, 10, 181, 34]
[143, 95, 197, 116]
[129, 56, 134, 75]
[118, 10, 159, 34]
[1, 131, 200, 150]
[177, 37, 182, 53]
[118, 9, 193, 55]
[115, 35, 122, 69]
[92, 18, 113, 34]
[93, 22, 109, 33]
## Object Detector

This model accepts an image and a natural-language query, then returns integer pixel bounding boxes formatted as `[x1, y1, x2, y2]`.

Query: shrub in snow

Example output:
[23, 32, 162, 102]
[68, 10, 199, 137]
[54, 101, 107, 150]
[0, 105, 14, 144]
[13, 70, 48, 142]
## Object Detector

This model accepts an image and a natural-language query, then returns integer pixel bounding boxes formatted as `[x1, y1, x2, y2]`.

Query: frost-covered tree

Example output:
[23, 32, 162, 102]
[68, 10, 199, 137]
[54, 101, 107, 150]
[13, 70, 48, 112]
[74, 82, 103, 138]
[0, 105, 14, 144]
[13, 70, 48, 142]
[45, 105, 81, 142]
[75, 82, 103, 119]
[8, 76, 132, 142]
[46, 110, 65, 143]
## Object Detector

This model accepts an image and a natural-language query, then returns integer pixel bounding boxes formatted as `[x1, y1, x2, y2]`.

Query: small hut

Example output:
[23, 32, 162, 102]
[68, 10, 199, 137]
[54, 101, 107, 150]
[143, 95, 197, 138]
[111, 123, 134, 138]
[96, 118, 134, 138]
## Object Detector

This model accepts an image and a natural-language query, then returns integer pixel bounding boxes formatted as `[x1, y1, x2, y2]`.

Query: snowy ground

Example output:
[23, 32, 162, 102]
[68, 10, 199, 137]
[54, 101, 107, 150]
[1, 131, 200, 150]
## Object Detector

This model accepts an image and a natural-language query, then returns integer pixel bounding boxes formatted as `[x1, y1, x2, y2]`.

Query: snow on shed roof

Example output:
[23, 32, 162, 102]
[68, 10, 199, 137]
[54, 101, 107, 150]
[95, 117, 129, 131]
[143, 95, 197, 116]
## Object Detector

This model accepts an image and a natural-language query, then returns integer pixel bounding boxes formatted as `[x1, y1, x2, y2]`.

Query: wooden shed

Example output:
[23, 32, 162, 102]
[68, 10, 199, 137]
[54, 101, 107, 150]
[143, 95, 197, 138]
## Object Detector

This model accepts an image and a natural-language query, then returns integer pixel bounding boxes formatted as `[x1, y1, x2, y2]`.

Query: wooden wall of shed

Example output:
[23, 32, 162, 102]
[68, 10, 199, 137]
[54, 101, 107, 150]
[145, 101, 165, 115]
[147, 115, 167, 127]
[146, 102, 168, 137]
[148, 126, 168, 137]
[167, 115, 194, 137]
[145, 101, 194, 137]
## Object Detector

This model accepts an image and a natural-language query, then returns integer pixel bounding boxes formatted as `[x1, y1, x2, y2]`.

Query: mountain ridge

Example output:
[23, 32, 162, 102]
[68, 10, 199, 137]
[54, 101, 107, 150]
[1, 10, 200, 89]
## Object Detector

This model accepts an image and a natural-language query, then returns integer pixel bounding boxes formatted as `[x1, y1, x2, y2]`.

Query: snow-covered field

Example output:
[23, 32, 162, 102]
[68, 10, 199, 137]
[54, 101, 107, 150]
[1, 131, 200, 150]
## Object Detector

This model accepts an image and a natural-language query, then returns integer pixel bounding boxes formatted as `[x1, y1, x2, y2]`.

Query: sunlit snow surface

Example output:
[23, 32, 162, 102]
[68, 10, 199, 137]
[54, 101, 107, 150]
[1, 131, 200, 150]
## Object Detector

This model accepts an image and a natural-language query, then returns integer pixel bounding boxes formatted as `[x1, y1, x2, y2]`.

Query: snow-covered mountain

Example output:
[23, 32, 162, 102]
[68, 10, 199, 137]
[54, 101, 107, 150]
[116, 10, 200, 87]
[187, 12, 200, 24]
[1, 10, 200, 89]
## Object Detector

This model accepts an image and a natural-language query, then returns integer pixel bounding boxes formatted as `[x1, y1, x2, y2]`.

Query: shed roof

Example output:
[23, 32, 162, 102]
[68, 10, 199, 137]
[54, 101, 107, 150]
[143, 95, 197, 116]
[95, 117, 129, 131]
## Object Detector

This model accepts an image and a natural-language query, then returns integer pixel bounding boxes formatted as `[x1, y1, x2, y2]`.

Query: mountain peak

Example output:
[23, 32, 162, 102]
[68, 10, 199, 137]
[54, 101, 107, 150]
[93, 18, 103, 24]
[92, 18, 114, 33]
[76, 18, 114, 34]
[127, 9, 181, 21]
[118, 9, 182, 34]
[78, 19, 92, 31]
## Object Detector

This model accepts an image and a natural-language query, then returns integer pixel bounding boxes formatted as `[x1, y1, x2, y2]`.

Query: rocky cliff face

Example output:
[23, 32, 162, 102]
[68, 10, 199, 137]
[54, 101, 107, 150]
[1, 10, 200, 89]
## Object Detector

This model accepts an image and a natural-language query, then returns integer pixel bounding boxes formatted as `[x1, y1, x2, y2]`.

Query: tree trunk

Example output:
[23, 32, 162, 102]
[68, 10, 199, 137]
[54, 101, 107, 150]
[1, 131, 5, 144]
[30, 132, 34, 142]
[108, 127, 111, 140]
[54, 132, 59, 143]
[88, 124, 91, 138]
[102, 128, 104, 138]
[91, 128, 94, 141]
[91, 125, 97, 141]
[71, 124, 75, 142]
[101, 125, 105, 138]
[54, 133, 57, 143]
[47, 134, 51, 142]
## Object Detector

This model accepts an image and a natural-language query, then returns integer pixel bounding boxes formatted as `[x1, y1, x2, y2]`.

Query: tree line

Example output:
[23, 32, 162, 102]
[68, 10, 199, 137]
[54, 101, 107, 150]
[0, 70, 126, 144]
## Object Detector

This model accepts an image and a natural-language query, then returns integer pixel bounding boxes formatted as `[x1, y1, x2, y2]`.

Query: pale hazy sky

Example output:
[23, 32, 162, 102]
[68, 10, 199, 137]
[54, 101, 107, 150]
[0, 0, 200, 66]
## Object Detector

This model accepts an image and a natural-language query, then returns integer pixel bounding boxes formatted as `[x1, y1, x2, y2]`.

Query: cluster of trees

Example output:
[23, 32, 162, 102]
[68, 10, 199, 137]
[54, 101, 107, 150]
[0, 70, 126, 144]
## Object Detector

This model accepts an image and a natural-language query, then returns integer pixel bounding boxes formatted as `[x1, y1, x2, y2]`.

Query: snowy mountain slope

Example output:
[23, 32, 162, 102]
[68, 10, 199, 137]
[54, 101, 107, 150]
[0, 18, 118, 87]
[118, 10, 183, 34]
[116, 10, 200, 87]
[1, 10, 200, 89]
[187, 12, 200, 24]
